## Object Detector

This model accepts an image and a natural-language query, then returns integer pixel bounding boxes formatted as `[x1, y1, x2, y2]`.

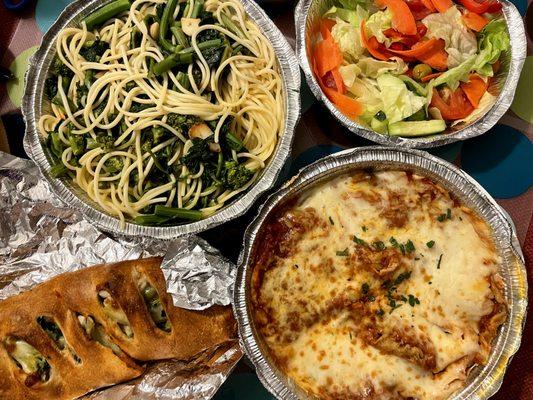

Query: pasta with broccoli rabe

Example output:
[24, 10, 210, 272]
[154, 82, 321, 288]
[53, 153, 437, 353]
[39, 0, 284, 227]
[312, 0, 510, 137]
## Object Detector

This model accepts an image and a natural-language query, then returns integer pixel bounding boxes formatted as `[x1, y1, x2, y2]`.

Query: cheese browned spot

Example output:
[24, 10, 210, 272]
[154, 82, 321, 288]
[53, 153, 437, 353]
[252, 170, 506, 400]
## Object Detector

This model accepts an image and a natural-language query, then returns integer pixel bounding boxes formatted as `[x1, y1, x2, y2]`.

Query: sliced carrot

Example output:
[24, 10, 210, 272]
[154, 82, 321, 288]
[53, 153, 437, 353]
[421, 72, 442, 82]
[460, 74, 488, 107]
[323, 86, 363, 120]
[415, 40, 448, 71]
[388, 37, 440, 57]
[361, 20, 394, 61]
[461, 11, 489, 31]
[330, 67, 346, 94]
[430, 0, 452, 13]
[390, 38, 448, 70]
[377, 0, 417, 35]
[313, 36, 343, 77]
[320, 18, 337, 39]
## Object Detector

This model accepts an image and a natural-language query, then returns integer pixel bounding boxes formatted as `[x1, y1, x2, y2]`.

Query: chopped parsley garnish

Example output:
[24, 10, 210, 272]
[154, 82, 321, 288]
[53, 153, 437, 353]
[368, 295, 376, 302]
[373, 241, 385, 251]
[362, 225, 368, 232]
[405, 240, 415, 253]
[294, 264, 299, 269]
[336, 248, 349, 257]
[399, 295, 408, 302]
[376, 309, 385, 317]
[437, 254, 443, 269]
[394, 271, 412, 286]
[426, 240, 435, 248]
[329, 216, 334, 225]
[390, 237, 399, 247]
[353, 236, 366, 246]
[349, 331, 353, 340]
[362, 283, 370, 294]
[437, 208, 452, 222]
[408, 294, 420, 307]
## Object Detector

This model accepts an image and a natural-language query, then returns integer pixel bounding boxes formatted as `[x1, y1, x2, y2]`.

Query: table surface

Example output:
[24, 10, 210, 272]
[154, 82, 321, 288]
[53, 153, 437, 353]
[0, 1, 532, 399]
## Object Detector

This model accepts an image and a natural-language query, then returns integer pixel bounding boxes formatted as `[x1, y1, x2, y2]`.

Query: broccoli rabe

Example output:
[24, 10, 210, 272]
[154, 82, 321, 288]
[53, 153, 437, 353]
[87, 132, 114, 151]
[201, 46, 225, 69]
[181, 138, 216, 172]
[66, 124, 86, 156]
[166, 113, 200, 134]
[196, 29, 223, 43]
[223, 161, 254, 190]
[47, 131, 65, 161]
[80, 39, 110, 62]
[50, 57, 74, 79]
[105, 156, 124, 173]
[76, 83, 89, 106]
[45, 77, 58, 100]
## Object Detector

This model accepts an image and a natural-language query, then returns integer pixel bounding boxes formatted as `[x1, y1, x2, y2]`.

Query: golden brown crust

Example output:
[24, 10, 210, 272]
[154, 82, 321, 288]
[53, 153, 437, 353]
[0, 257, 236, 400]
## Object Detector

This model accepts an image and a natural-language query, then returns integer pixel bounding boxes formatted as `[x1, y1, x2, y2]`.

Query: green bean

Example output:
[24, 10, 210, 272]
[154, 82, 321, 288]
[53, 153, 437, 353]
[154, 206, 203, 221]
[180, 39, 223, 54]
[50, 163, 68, 178]
[159, 0, 179, 53]
[171, 26, 190, 48]
[177, 71, 190, 90]
[134, 215, 170, 225]
[151, 51, 191, 76]
[83, 0, 131, 31]
[231, 44, 244, 56]
[190, 0, 204, 18]
[220, 13, 242, 37]
[152, 39, 223, 76]
[226, 131, 244, 151]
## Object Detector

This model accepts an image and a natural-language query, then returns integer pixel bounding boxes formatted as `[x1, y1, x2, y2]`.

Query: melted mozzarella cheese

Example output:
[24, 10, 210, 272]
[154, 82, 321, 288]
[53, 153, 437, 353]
[253, 171, 504, 400]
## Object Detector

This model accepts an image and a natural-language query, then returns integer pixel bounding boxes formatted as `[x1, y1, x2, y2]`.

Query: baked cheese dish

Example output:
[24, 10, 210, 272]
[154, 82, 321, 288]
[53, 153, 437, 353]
[252, 170, 506, 400]
[0, 258, 236, 400]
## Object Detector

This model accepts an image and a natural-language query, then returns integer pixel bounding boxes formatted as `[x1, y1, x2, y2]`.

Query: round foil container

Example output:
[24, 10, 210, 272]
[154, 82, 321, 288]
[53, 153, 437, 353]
[295, 0, 526, 148]
[234, 147, 527, 399]
[22, 0, 301, 239]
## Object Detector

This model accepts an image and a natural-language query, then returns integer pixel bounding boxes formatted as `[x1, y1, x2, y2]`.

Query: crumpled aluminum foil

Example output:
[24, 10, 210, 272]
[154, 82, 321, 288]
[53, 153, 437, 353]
[161, 240, 236, 310]
[0, 151, 242, 399]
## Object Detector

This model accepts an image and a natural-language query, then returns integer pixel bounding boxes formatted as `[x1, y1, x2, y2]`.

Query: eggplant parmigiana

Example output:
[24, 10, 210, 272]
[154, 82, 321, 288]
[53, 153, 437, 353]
[252, 170, 506, 400]
[0, 258, 236, 400]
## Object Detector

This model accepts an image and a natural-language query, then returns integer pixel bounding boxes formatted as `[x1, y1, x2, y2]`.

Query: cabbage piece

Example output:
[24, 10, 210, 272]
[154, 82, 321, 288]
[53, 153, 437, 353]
[356, 57, 407, 78]
[376, 74, 426, 123]
[340, 67, 383, 121]
[422, 6, 477, 68]
[324, 5, 368, 26]
[331, 19, 366, 63]
[365, 9, 393, 46]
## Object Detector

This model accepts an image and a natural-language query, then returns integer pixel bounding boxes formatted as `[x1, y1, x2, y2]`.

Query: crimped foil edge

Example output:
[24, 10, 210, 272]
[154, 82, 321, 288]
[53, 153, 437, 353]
[234, 146, 528, 400]
[295, 0, 526, 149]
[22, 0, 301, 239]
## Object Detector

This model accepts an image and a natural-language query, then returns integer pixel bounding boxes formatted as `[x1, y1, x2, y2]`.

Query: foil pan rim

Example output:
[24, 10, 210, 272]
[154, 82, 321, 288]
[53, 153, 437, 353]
[22, 0, 301, 239]
[295, 0, 526, 149]
[234, 146, 527, 400]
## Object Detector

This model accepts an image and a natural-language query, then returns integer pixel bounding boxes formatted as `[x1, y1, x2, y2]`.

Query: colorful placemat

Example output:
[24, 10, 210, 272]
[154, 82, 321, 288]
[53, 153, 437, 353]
[0, 1, 532, 399]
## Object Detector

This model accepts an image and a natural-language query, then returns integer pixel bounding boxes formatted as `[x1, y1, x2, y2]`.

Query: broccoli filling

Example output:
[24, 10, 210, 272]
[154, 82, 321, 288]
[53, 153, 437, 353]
[138, 279, 172, 332]
[37, 316, 81, 363]
[77, 314, 123, 356]
[4, 337, 51, 386]
[97, 290, 134, 338]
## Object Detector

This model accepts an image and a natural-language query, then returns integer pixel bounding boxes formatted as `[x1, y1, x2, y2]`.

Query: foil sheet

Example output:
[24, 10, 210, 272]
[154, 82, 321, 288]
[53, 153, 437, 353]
[22, 0, 301, 239]
[295, 0, 527, 148]
[0, 151, 242, 399]
[234, 146, 528, 400]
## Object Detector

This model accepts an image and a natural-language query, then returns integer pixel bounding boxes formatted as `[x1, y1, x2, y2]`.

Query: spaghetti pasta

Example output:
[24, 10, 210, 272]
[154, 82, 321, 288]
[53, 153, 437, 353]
[39, 0, 284, 227]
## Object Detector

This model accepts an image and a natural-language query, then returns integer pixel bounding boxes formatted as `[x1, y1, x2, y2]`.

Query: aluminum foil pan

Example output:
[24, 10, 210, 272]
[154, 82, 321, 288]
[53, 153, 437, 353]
[234, 146, 527, 400]
[295, 0, 526, 148]
[22, 0, 301, 239]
